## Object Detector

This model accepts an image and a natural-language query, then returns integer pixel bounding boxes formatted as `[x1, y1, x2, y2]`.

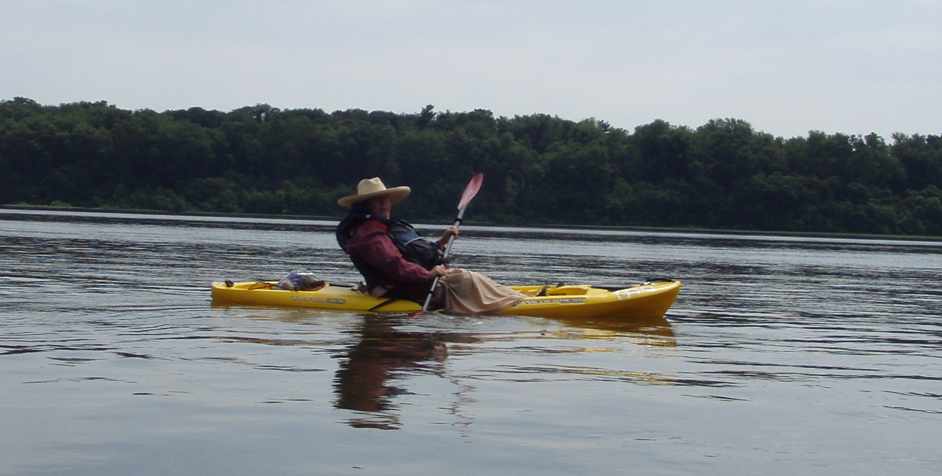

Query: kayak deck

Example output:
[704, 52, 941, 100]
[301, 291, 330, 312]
[211, 279, 682, 320]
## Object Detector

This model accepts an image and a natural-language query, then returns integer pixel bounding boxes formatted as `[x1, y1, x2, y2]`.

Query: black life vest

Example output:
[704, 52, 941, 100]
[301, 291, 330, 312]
[386, 219, 445, 270]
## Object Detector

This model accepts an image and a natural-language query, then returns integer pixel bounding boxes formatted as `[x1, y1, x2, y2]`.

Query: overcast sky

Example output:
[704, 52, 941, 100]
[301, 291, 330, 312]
[4, 0, 940, 138]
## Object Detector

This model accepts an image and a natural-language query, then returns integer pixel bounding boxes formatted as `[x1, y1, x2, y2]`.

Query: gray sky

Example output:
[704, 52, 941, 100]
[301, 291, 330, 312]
[4, 0, 940, 139]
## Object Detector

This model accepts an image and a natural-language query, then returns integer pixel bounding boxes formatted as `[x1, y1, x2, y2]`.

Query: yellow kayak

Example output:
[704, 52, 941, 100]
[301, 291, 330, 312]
[211, 279, 681, 320]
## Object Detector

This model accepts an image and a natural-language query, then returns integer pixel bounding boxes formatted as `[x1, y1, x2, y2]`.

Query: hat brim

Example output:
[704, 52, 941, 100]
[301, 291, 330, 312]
[337, 186, 411, 208]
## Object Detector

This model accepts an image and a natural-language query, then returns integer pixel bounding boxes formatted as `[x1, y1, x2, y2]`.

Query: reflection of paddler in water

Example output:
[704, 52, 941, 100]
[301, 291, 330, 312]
[333, 314, 674, 429]
[333, 316, 477, 430]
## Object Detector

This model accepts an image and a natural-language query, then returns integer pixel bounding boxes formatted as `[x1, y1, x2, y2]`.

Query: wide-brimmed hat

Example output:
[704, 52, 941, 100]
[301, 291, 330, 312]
[337, 177, 411, 208]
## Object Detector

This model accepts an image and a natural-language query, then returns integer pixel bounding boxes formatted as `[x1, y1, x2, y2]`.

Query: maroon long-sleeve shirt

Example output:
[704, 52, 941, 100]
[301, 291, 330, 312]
[344, 220, 435, 295]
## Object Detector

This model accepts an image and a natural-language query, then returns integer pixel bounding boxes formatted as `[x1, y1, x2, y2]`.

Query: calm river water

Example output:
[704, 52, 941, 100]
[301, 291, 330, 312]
[1, 209, 940, 475]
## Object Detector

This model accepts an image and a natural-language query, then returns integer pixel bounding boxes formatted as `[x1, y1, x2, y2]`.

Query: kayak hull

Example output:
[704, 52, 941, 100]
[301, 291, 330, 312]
[211, 279, 682, 320]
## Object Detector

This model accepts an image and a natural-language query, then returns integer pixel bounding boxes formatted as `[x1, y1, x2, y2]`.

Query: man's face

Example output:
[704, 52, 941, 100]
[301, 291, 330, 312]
[367, 196, 392, 219]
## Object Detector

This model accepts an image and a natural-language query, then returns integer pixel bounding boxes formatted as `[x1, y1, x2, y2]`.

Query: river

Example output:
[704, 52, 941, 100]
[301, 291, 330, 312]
[1, 209, 939, 475]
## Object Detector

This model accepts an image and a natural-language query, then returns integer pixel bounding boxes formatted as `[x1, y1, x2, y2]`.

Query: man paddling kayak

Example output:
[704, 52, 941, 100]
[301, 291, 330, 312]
[336, 177, 456, 306]
[335, 177, 522, 313]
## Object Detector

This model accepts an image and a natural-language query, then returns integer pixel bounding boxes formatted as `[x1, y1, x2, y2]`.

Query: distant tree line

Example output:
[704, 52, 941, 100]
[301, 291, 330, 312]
[1, 97, 941, 235]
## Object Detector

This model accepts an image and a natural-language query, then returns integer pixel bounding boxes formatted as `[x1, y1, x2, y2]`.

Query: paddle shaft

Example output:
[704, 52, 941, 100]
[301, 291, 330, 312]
[419, 173, 483, 312]
[421, 207, 467, 311]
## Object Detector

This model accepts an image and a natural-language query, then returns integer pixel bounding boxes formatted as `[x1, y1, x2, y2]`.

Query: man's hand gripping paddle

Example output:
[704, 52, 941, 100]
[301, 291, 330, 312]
[420, 173, 484, 312]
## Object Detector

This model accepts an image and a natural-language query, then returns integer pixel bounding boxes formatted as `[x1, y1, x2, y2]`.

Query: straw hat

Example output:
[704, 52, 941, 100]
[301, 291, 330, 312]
[337, 177, 411, 208]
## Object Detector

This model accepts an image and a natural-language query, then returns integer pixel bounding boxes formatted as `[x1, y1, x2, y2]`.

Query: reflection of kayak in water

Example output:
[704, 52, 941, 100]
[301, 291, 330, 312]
[211, 279, 681, 320]
[543, 313, 677, 347]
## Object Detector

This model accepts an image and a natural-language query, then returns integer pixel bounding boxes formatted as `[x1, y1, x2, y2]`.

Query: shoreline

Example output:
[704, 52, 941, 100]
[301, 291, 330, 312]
[3, 203, 941, 242]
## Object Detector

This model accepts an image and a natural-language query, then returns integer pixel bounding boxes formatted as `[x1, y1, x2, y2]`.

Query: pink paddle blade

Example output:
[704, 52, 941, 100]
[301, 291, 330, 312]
[457, 173, 484, 210]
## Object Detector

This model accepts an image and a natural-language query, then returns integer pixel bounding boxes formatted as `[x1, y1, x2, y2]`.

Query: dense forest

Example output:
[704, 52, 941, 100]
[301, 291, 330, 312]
[1, 97, 941, 235]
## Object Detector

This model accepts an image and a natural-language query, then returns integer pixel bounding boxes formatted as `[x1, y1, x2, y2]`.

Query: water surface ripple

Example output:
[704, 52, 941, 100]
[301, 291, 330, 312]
[1, 209, 940, 475]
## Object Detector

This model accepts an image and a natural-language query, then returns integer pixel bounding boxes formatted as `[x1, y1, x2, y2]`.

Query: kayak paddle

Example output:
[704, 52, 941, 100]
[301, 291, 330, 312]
[420, 173, 484, 312]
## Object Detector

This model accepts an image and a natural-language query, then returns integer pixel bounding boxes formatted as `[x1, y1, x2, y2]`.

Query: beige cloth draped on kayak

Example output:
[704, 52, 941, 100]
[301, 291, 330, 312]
[439, 268, 525, 315]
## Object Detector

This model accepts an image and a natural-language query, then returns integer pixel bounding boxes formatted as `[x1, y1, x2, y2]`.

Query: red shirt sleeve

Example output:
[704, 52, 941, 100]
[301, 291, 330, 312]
[348, 220, 434, 283]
